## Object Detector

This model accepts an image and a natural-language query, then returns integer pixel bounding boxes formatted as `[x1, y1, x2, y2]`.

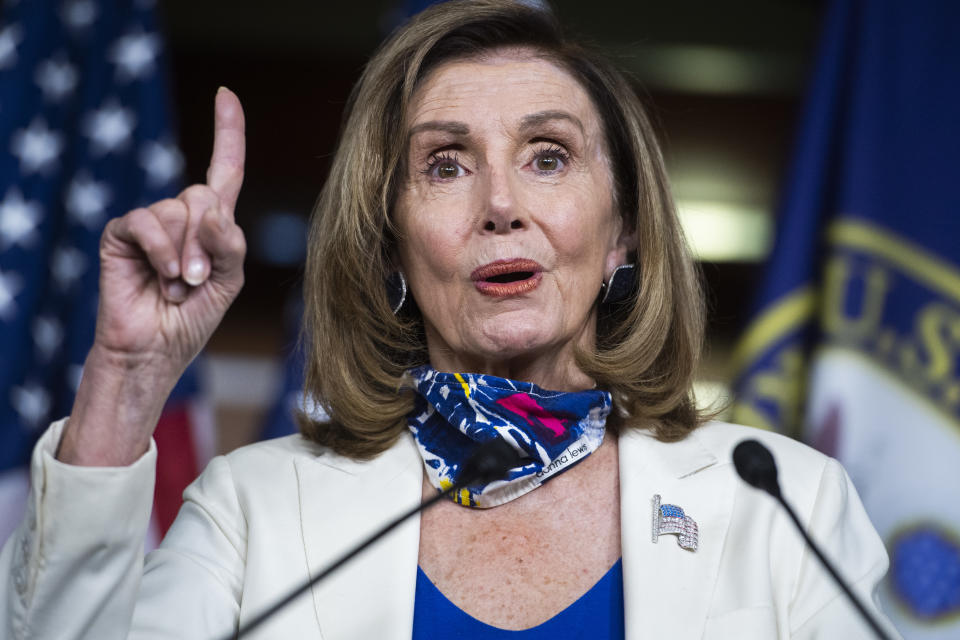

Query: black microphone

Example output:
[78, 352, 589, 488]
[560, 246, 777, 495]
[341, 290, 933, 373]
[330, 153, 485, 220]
[732, 439, 893, 640]
[459, 437, 526, 485]
[223, 437, 526, 640]
[732, 439, 782, 499]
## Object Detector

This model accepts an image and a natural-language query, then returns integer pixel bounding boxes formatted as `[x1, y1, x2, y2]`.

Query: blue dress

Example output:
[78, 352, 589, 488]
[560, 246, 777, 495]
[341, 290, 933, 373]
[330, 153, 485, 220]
[411, 560, 625, 639]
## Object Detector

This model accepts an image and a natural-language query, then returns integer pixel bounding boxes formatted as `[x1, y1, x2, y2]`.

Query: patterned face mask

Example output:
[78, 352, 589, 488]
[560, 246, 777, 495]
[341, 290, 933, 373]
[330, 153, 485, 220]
[406, 365, 611, 508]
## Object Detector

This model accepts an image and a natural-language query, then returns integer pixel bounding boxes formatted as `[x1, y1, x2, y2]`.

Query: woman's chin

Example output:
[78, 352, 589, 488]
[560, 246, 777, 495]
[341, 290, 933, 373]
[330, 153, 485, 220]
[477, 315, 559, 349]
[425, 308, 591, 375]
[461, 326, 577, 372]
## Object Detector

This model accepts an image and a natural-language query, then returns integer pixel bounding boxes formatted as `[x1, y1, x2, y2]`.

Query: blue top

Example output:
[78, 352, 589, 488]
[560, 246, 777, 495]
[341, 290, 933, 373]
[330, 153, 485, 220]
[411, 559, 625, 639]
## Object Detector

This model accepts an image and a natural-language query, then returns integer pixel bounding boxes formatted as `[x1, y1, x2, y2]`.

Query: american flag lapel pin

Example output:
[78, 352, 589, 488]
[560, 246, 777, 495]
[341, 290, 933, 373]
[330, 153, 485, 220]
[652, 494, 699, 551]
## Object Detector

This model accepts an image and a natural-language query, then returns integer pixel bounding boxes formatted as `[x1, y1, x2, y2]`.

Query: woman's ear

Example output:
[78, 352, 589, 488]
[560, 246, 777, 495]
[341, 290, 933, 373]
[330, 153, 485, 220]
[604, 216, 636, 279]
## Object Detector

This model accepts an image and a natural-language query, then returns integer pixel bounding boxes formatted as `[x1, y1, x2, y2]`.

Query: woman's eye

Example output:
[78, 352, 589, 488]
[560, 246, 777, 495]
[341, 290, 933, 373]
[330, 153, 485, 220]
[535, 155, 560, 171]
[531, 145, 568, 173]
[435, 161, 460, 179]
[423, 152, 465, 179]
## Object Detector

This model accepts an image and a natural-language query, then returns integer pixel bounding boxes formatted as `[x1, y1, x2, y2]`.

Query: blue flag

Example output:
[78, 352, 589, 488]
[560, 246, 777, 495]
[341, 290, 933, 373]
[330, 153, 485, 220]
[731, 1, 960, 636]
[0, 0, 206, 546]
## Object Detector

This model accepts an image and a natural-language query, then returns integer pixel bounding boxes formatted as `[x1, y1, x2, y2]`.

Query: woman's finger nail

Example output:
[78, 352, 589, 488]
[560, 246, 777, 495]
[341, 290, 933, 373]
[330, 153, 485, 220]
[184, 258, 206, 285]
[167, 280, 187, 302]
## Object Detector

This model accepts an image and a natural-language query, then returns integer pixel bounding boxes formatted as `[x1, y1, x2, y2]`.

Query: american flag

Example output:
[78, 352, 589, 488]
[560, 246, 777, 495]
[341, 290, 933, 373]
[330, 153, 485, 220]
[0, 0, 212, 548]
[652, 494, 699, 551]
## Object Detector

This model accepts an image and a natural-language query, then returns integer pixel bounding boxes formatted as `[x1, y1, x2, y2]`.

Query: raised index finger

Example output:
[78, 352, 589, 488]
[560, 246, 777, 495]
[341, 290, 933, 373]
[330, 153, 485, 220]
[206, 87, 246, 216]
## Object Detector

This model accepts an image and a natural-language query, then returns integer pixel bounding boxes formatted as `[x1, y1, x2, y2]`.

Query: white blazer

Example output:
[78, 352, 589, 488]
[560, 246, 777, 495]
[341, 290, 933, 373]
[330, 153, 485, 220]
[1, 418, 900, 639]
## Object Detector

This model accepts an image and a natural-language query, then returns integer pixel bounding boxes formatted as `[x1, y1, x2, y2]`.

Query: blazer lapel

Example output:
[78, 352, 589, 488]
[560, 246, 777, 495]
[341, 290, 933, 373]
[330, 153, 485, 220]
[294, 435, 423, 640]
[619, 427, 735, 640]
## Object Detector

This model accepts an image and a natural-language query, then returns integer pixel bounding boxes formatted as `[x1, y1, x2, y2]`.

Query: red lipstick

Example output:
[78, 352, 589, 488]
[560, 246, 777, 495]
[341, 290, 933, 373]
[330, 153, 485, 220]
[471, 259, 543, 297]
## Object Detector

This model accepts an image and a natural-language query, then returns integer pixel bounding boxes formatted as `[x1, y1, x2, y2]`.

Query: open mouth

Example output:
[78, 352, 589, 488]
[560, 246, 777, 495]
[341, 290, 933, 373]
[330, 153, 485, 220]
[485, 271, 536, 284]
[472, 259, 543, 297]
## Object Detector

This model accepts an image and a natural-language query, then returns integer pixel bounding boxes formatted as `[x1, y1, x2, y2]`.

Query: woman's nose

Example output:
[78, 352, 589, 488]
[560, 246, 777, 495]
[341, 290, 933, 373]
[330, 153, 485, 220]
[483, 217, 524, 232]
[481, 167, 526, 233]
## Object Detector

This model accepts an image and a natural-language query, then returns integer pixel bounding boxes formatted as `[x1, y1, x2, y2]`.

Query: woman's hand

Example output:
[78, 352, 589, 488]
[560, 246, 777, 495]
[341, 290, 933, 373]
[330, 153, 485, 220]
[58, 88, 247, 466]
[96, 87, 246, 380]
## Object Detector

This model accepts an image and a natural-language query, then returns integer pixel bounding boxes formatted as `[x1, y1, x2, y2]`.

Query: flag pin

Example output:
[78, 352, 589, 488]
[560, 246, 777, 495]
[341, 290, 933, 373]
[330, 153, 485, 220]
[652, 494, 699, 551]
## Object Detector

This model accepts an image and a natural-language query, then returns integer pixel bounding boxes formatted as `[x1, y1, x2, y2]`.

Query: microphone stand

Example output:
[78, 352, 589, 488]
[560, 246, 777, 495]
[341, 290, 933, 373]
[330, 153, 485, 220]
[769, 490, 893, 640]
[733, 439, 893, 640]
[222, 437, 524, 640]
[225, 483, 459, 640]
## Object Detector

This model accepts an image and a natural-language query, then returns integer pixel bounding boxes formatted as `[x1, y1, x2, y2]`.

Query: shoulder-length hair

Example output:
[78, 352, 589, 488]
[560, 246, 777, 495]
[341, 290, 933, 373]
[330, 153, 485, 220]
[300, 0, 706, 458]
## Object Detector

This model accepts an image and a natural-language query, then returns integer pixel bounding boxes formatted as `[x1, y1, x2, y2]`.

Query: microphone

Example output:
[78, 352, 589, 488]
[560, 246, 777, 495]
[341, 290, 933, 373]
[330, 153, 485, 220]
[459, 436, 526, 485]
[223, 437, 526, 640]
[732, 439, 781, 499]
[732, 440, 893, 640]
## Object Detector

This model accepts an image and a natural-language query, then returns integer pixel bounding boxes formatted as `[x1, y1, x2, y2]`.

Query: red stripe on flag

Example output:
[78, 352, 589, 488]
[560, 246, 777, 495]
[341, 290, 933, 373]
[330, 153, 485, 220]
[152, 404, 200, 537]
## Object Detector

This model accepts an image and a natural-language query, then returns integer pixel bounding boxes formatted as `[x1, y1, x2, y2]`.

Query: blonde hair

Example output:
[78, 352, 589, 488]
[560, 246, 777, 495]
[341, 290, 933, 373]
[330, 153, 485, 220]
[301, 0, 706, 458]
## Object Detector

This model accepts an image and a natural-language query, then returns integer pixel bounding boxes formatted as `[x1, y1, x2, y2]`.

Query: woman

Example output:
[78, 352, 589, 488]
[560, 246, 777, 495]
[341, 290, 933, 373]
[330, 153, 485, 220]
[1, 1, 898, 638]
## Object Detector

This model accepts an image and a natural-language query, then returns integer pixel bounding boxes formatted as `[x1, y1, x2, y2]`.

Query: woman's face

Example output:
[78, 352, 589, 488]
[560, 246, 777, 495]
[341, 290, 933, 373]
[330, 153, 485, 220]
[394, 50, 629, 388]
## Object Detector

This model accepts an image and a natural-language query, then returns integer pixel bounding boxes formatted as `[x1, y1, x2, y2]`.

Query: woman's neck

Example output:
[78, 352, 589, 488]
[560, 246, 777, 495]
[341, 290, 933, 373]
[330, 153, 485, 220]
[425, 343, 595, 392]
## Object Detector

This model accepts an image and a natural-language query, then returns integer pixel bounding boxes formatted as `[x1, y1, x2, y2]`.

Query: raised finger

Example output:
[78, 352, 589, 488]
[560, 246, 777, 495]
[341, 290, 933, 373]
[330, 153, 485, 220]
[206, 87, 245, 216]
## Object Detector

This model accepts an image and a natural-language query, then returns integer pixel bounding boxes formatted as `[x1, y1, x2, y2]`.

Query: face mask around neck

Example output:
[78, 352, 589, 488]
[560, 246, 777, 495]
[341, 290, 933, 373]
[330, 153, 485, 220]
[406, 366, 611, 508]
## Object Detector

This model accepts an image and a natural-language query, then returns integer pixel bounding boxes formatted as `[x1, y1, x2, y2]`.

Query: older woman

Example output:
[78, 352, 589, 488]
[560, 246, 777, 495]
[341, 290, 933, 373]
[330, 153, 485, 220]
[2, 2, 898, 639]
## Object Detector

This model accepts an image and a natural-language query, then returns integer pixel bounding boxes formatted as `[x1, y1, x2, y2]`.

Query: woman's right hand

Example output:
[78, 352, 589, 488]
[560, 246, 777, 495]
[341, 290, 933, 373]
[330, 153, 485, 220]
[58, 88, 247, 466]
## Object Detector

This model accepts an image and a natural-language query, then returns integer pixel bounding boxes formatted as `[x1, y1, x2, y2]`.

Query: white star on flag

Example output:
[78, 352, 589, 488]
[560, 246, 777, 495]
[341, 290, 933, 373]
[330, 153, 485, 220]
[83, 101, 136, 155]
[33, 316, 64, 361]
[0, 188, 43, 250]
[11, 118, 64, 174]
[109, 30, 160, 81]
[60, 0, 98, 31]
[140, 140, 183, 187]
[0, 270, 24, 321]
[0, 24, 23, 70]
[35, 56, 78, 102]
[50, 245, 87, 290]
[10, 383, 51, 429]
[65, 173, 112, 230]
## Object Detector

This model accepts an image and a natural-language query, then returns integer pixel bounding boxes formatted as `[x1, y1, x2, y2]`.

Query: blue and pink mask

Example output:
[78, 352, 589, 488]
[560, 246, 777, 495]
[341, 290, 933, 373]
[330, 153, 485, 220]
[406, 365, 611, 508]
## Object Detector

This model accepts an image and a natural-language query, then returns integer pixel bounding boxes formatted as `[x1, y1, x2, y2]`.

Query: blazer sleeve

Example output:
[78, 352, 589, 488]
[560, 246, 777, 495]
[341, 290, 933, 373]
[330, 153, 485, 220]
[130, 454, 247, 639]
[0, 419, 249, 640]
[787, 457, 901, 639]
[0, 418, 156, 640]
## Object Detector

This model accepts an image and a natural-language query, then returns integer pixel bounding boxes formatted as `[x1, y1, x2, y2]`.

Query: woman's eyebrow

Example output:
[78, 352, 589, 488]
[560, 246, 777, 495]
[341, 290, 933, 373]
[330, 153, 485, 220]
[518, 110, 584, 135]
[408, 120, 470, 138]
